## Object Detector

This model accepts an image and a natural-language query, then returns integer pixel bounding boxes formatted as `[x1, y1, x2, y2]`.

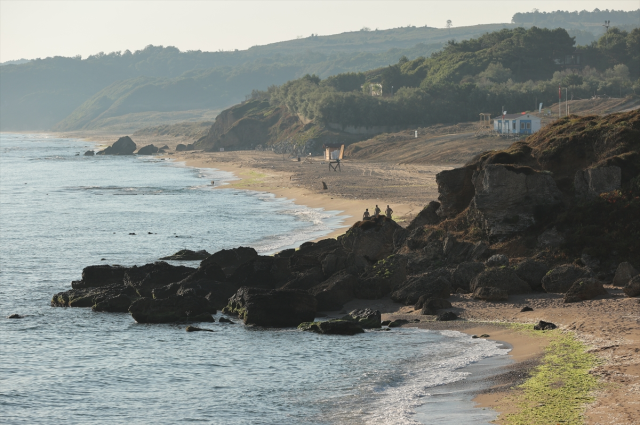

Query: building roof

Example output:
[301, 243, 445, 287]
[498, 113, 538, 119]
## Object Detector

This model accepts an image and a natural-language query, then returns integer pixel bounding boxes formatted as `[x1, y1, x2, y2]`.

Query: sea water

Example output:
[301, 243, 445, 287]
[0, 134, 510, 424]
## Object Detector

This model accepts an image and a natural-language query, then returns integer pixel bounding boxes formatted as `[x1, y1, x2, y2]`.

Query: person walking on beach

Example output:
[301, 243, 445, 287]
[374, 205, 381, 218]
[385, 205, 393, 219]
[362, 209, 370, 220]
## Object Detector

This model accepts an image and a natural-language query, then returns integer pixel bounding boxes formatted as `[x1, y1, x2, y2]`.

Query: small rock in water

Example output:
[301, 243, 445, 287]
[218, 317, 234, 324]
[7, 314, 23, 319]
[521, 306, 533, 312]
[471, 335, 479, 338]
[186, 326, 214, 332]
[100, 258, 106, 261]
[129, 233, 136, 235]
[534, 320, 557, 331]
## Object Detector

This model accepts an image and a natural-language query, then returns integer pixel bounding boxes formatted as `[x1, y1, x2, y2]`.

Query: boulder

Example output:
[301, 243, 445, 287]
[310, 272, 357, 311]
[470, 241, 491, 261]
[97, 136, 136, 155]
[342, 308, 381, 329]
[129, 295, 214, 323]
[7, 314, 23, 319]
[186, 326, 214, 332]
[437, 312, 457, 321]
[470, 164, 563, 238]
[223, 287, 316, 327]
[289, 239, 340, 273]
[226, 256, 277, 289]
[574, 166, 621, 198]
[472, 287, 508, 301]
[541, 264, 592, 293]
[52, 283, 138, 309]
[204, 246, 258, 275]
[320, 248, 348, 277]
[623, 275, 640, 297]
[339, 216, 401, 271]
[84, 150, 94, 156]
[93, 294, 135, 312]
[218, 317, 234, 323]
[298, 320, 364, 335]
[176, 144, 188, 152]
[534, 321, 557, 331]
[513, 259, 549, 291]
[442, 234, 475, 262]
[388, 319, 409, 328]
[72, 264, 128, 289]
[537, 227, 565, 248]
[418, 298, 452, 315]
[281, 267, 325, 291]
[485, 254, 509, 268]
[451, 262, 485, 292]
[612, 262, 639, 287]
[125, 262, 196, 297]
[406, 201, 441, 231]
[159, 249, 210, 261]
[137, 144, 159, 155]
[470, 268, 531, 295]
[435, 166, 476, 218]
[175, 280, 238, 310]
[521, 306, 533, 312]
[391, 271, 452, 305]
[563, 278, 608, 303]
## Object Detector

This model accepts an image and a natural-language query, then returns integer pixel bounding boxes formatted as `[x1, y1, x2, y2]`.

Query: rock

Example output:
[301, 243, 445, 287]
[612, 262, 639, 287]
[470, 241, 491, 261]
[537, 227, 565, 248]
[451, 262, 486, 292]
[520, 306, 533, 312]
[406, 201, 441, 231]
[298, 320, 364, 335]
[52, 283, 138, 309]
[470, 268, 531, 294]
[124, 262, 197, 297]
[563, 278, 608, 303]
[388, 319, 409, 328]
[97, 136, 136, 155]
[281, 267, 325, 291]
[485, 254, 509, 268]
[580, 254, 600, 270]
[574, 166, 621, 198]
[72, 264, 128, 289]
[218, 317, 234, 323]
[534, 321, 557, 331]
[435, 166, 476, 218]
[442, 234, 475, 262]
[159, 145, 169, 150]
[310, 272, 357, 311]
[338, 216, 401, 271]
[472, 287, 508, 301]
[7, 314, 23, 319]
[159, 249, 210, 261]
[84, 150, 94, 156]
[227, 256, 277, 289]
[470, 165, 563, 238]
[176, 144, 188, 151]
[541, 264, 592, 293]
[354, 255, 408, 299]
[204, 246, 258, 275]
[479, 334, 490, 338]
[623, 275, 640, 297]
[513, 259, 549, 291]
[223, 287, 316, 327]
[129, 295, 214, 323]
[186, 326, 214, 332]
[436, 311, 457, 321]
[391, 272, 452, 305]
[93, 294, 134, 312]
[381, 320, 392, 326]
[137, 144, 159, 155]
[418, 298, 452, 315]
[342, 308, 381, 328]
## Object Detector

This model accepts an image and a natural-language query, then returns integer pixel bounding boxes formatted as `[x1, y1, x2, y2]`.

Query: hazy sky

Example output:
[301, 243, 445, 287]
[1, 0, 639, 62]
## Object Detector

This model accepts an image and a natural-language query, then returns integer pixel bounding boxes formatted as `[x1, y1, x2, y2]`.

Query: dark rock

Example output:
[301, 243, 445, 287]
[84, 150, 94, 156]
[320, 248, 348, 277]
[574, 166, 621, 198]
[137, 144, 159, 155]
[7, 314, 23, 319]
[223, 287, 316, 327]
[159, 145, 169, 150]
[472, 287, 508, 301]
[180, 257, 228, 287]
[381, 320, 391, 326]
[418, 298, 452, 315]
[406, 201, 441, 231]
[513, 259, 549, 291]
[534, 321, 557, 331]
[442, 234, 475, 262]
[186, 326, 214, 332]
[479, 334, 490, 337]
[93, 294, 134, 312]
[354, 255, 408, 299]
[281, 267, 325, 291]
[563, 278, 608, 303]
[342, 308, 381, 328]
[204, 246, 258, 275]
[485, 254, 509, 268]
[289, 239, 340, 273]
[388, 319, 409, 328]
[537, 227, 565, 248]
[218, 317, 234, 323]
[451, 262, 485, 292]
[159, 249, 211, 261]
[227, 256, 276, 289]
[623, 275, 640, 297]
[129, 295, 214, 323]
[311, 272, 357, 311]
[202, 282, 240, 311]
[436, 166, 476, 218]
[456, 288, 469, 294]
[125, 262, 197, 297]
[391, 272, 451, 305]
[72, 264, 128, 289]
[541, 264, 592, 293]
[520, 306, 533, 312]
[52, 283, 138, 309]
[298, 319, 364, 335]
[97, 136, 136, 155]
[339, 216, 401, 271]
[471, 268, 531, 294]
[612, 262, 639, 287]
[176, 144, 188, 152]
[436, 311, 457, 321]
[470, 241, 491, 261]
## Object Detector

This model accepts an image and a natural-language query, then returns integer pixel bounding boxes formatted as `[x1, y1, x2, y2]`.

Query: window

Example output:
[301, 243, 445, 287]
[520, 122, 525, 130]
[527, 123, 531, 129]
[513, 121, 516, 130]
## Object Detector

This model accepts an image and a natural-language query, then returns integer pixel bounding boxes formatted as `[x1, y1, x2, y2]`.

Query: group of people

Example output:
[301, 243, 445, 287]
[362, 204, 393, 220]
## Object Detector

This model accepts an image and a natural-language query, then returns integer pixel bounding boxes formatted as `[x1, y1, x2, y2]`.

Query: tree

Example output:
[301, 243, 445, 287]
[446, 20, 452, 36]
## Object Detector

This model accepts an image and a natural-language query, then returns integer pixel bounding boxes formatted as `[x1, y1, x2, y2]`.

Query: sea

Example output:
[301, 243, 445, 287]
[0, 133, 512, 425]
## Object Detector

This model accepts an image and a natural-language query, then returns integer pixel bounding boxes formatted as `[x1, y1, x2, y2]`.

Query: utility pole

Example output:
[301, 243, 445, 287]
[603, 20, 610, 48]
[558, 85, 561, 119]
[564, 88, 568, 117]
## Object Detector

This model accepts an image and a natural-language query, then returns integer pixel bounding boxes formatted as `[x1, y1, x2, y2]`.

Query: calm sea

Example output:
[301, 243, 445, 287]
[0, 134, 510, 424]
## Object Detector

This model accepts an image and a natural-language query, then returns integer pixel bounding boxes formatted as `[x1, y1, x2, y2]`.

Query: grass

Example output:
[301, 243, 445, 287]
[500, 324, 600, 425]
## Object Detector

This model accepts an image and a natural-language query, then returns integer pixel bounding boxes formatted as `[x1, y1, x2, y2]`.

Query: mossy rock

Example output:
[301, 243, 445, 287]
[298, 319, 364, 335]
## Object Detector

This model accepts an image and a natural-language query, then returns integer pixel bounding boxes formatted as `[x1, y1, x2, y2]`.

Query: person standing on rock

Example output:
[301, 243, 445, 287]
[385, 205, 393, 219]
[374, 205, 381, 218]
[362, 209, 370, 220]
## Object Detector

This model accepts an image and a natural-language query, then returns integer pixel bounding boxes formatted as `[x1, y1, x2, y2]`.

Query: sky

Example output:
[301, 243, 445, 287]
[1, 0, 639, 62]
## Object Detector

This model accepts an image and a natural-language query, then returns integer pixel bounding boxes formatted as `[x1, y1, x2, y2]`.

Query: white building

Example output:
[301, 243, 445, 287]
[493, 113, 541, 135]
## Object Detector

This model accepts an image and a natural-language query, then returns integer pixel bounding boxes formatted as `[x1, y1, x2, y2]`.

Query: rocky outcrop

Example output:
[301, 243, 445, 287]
[417, 298, 452, 315]
[72, 264, 129, 289]
[473, 287, 508, 301]
[574, 166, 621, 198]
[352, 255, 407, 299]
[137, 144, 159, 155]
[129, 295, 214, 323]
[205, 246, 258, 275]
[541, 264, 592, 293]
[339, 216, 401, 271]
[223, 287, 316, 327]
[97, 136, 136, 155]
[391, 271, 451, 305]
[159, 249, 211, 261]
[52, 283, 138, 309]
[470, 268, 531, 294]
[624, 275, 640, 297]
[485, 254, 509, 268]
[342, 308, 381, 328]
[124, 262, 196, 297]
[310, 272, 357, 311]
[437, 312, 457, 321]
[84, 150, 94, 156]
[513, 259, 549, 291]
[298, 320, 364, 335]
[612, 262, 638, 287]
[176, 144, 187, 151]
[537, 227, 565, 248]
[563, 278, 608, 303]
[435, 166, 475, 218]
[451, 262, 485, 292]
[470, 165, 563, 238]
[406, 201, 441, 231]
